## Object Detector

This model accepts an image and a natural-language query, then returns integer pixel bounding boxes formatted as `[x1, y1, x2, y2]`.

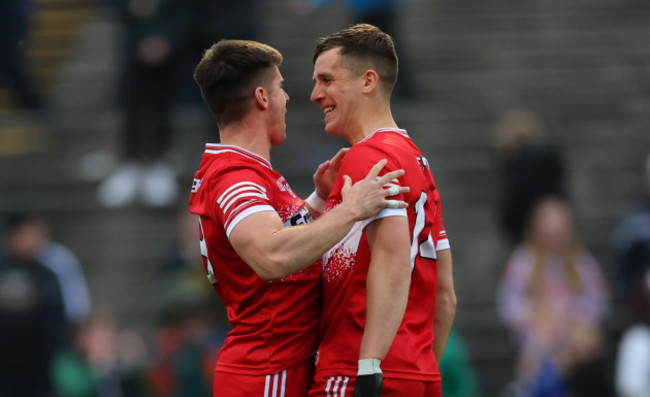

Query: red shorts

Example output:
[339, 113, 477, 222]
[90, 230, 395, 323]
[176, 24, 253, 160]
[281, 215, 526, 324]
[213, 355, 315, 397]
[308, 374, 441, 397]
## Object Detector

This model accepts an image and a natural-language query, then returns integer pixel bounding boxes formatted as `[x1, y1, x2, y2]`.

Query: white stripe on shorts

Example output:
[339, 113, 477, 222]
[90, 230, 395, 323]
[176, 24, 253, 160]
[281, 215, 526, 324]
[264, 375, 271, 397]
[325, 376, 350, 397]
[264, 370, 287, 397]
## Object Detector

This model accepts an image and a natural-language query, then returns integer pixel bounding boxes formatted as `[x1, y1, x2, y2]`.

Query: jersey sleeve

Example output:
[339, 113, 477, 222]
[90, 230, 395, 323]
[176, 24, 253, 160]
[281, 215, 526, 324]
[432, 193, 450, 251]
[210, 168, 276, 237]
[339, 144, 407, 227]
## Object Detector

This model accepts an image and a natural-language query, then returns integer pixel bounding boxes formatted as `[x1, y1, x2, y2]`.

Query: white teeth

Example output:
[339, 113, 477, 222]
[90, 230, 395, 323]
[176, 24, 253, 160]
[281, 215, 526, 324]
[324, 106, 334, 114]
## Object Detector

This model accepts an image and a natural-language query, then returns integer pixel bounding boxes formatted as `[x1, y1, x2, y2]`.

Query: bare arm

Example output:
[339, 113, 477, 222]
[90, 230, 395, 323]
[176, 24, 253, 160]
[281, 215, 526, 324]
[229, 161, 408, 280]
[433, 248, 457, 361]
[358, 216, 412, 360]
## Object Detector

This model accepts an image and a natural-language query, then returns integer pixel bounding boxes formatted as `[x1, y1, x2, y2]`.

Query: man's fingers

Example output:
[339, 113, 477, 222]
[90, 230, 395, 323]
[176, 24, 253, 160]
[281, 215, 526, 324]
[364, 159, 388, 180]
[319, 160, 330, 172]
[387, 186, 400, 196]
[377, 169, 405, 185]
[342, 174, 352, 189]
[330, 148, 349, 165]
[384, 185, 410, 197]
[387, 199, 408, 209]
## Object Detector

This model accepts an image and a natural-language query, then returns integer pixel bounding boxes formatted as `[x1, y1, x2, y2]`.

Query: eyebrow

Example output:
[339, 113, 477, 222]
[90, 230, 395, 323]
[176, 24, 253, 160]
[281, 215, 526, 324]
[313, 72, 334, 81]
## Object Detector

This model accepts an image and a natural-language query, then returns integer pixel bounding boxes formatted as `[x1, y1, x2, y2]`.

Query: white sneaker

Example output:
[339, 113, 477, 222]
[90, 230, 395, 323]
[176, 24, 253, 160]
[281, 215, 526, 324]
[139, 161, 178, 207]
[97, 162, 142, 208]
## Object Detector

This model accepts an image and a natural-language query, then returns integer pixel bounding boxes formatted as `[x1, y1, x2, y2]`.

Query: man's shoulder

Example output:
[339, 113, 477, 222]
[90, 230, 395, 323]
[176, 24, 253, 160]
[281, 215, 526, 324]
[198, 153, 274, 188]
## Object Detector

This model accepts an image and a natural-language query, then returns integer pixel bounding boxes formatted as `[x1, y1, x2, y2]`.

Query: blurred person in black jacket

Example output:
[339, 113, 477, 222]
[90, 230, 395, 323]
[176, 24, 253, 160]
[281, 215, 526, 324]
[98, 0, 190, 208]
[494, 109, 567, 245]
[0, 213, 66, 396]
[0, 0, 44, 109]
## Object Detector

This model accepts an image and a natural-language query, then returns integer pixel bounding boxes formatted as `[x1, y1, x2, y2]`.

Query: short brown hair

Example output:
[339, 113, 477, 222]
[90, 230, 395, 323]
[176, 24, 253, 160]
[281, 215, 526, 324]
[194, 40, 283, 127]
[314, 24, 398, 97]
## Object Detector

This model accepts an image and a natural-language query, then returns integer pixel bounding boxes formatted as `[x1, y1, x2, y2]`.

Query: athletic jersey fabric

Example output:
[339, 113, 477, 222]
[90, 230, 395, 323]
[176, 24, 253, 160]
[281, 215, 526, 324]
[189, 143, 321, 375]
[315, 128, 450, 381]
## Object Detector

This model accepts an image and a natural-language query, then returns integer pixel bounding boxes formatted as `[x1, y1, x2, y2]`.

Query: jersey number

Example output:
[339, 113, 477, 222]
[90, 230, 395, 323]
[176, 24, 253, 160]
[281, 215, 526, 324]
[198, 216, 218, 284]
[410, 192, 436, 271]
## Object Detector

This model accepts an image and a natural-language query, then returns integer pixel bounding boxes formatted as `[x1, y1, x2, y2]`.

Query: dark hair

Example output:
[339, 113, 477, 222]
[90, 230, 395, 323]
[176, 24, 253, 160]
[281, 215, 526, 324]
[194, 40, 283, 127]
[314, 24, 398, 97]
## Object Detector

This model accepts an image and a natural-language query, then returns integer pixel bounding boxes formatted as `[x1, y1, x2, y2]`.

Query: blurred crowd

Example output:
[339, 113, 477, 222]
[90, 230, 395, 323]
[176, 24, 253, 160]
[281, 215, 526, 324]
[493, 111, 650, 397]
[0, 210, 228, 397]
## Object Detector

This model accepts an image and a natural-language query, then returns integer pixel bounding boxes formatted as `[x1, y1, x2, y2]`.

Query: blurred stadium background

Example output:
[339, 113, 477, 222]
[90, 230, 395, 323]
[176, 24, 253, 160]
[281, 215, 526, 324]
[1, 0, 649, 395]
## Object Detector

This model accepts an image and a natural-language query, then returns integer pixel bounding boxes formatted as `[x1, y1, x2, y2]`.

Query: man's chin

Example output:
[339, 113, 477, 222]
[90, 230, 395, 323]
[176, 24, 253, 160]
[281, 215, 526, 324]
[271, 134, 287, 146]
[324, 124, 340, 137]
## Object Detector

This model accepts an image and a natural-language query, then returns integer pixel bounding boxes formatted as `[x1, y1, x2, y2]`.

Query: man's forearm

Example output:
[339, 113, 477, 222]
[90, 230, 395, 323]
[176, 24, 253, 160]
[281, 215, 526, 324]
[433, 248, 457, 361]
[359, 257, 411, 359]
[359, 217, 412, 360]
[253, 202, 362, 280]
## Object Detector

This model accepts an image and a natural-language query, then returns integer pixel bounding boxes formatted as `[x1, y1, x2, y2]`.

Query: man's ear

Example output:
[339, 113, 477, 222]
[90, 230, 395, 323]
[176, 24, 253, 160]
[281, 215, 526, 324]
[254, 86, 269, 110]
[361, 70, 379, 94]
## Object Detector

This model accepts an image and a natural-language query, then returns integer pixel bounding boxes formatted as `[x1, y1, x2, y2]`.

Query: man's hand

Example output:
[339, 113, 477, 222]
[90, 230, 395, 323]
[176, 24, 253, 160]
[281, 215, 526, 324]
[341, 159, 409, 221]
[313, 148, 349, 199]
[354, 359, 383, 397]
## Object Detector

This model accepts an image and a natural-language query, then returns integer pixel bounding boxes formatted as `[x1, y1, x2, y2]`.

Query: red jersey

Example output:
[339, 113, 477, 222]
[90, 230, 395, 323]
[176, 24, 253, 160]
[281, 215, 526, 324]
[189, 143, 321, 375]
[315, 129, 450, 381]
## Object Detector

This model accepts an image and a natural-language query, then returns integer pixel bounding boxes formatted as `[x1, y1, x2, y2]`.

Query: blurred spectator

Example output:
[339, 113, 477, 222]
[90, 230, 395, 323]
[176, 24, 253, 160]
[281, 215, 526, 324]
[147, 296, 224, 397]
[0, 0, 44, 109]
[438, 329, 480, 397]
[24, 213, 92, 327]
[98, 0, 262, 208]
[0, 213, 66, 396]
[173, 0, 261, 106]
[160, 209, 205, 276]
[2, 212, 92, 328]
[613, 154, 650, 397]
[494, 110, 566, 244]
[496, 197, 610, 396]
[98, 0, 189, 208]
[615, 267, 650, 397]
[52, 314, 150, 397]
[182, 0, 261, 77]
[146, 209, 227, 396]
[612, 153, 650, 302]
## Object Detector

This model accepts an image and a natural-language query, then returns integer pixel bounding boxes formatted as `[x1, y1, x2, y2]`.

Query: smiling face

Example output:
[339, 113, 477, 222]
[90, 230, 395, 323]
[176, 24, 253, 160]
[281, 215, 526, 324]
[311, 48, 365, 141]
[267, 66, 290, 146]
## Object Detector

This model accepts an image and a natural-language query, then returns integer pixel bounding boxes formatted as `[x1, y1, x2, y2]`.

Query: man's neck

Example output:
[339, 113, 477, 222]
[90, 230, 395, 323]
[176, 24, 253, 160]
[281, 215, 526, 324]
[349, 107, 398, 145]
[219, 119, 271, 161]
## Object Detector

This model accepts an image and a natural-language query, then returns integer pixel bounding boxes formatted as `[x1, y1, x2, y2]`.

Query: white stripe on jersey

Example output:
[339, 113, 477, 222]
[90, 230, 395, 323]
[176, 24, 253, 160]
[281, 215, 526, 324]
[436, 237, 451, 251]
[358, 128, 409, 144]
[225, 205, 275, 237]
[205, 147, 272, 169]
[217, 181, 267, 205]
[222, 191, 269, 213]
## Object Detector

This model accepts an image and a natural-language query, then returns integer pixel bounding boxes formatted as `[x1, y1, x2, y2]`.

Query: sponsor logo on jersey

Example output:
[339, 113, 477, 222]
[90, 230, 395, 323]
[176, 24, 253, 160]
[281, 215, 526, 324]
[276, 176, 297, 198]
[416, 156, 430, 171]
